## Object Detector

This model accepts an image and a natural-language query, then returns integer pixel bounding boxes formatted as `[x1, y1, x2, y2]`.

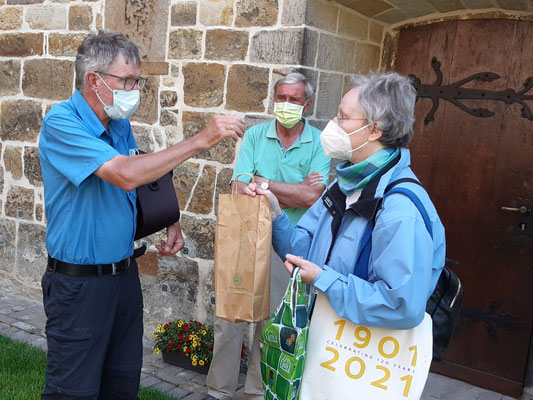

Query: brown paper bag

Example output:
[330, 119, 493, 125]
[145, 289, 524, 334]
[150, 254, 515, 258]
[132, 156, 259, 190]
[214, 175, 271, 322]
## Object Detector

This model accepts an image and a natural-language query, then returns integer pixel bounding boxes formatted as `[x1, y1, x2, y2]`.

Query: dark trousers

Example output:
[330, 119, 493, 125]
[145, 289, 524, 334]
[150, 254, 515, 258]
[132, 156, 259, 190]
[41, 260, 143, 399]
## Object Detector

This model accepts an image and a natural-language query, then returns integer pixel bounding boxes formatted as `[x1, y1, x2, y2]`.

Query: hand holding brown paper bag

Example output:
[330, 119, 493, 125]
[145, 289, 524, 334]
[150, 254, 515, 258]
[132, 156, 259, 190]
[214, 174, 272, 323]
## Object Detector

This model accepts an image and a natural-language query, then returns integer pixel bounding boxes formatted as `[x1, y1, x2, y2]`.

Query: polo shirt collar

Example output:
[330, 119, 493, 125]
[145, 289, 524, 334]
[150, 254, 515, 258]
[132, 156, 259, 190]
[71, 90, 126, 138]
[266, 118, 313, 144]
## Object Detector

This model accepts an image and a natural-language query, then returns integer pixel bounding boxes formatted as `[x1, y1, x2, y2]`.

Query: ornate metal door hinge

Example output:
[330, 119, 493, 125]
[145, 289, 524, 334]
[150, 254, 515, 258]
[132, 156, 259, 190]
[409, 57, 533, 125]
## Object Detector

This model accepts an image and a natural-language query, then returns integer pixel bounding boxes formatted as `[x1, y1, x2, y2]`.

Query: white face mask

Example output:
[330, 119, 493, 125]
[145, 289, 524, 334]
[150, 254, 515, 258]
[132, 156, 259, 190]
[320, 120, 371, 160]
[95, 74, 140, 120]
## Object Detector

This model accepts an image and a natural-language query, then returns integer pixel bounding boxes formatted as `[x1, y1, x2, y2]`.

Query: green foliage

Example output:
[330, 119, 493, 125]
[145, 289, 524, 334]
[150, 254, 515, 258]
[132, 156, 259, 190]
[0, 334, 175, 400]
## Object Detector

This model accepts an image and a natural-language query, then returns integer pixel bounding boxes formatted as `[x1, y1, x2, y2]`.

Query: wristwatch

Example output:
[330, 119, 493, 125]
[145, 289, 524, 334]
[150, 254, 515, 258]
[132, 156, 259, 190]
[260, 179, 270, 190]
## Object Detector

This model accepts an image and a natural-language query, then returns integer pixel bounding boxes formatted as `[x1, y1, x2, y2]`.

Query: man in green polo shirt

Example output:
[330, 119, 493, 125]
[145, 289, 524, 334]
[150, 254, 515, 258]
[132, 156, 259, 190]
[204, 72, 330, 400]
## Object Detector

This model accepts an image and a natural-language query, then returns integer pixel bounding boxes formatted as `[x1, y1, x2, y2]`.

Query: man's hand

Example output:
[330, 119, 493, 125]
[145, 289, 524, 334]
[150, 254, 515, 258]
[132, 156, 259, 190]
[302, 171, 324, 186]
[156, 221, 185, 255]
[284, 253, 323, 284]
[197, 115, 245, 150]
[244, 182, 282, 220]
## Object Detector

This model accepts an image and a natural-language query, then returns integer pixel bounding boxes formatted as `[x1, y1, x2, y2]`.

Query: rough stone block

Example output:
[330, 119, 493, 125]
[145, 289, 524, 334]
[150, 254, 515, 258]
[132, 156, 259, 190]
[243, 114, 272, 131]
[336, 0, 392, 18]
[47, 33, 86, 57]
[0, 6, 22, 30]
[305, 0, 338, 33]
[0, 218, 17, 273]
[180, 215, 215, 260]
[182, 112, 236, 164]
[69, 4, 92, 31]
[4, 146, 22, 180]
[160, 91, 178, 108]
[343, 75, 354, 96]
[104, 0, 169, 61]
[316, 34, 355, 73]
[22, 59, 73, 100]
[141, 62, 169, 76]
[373, 8, 410, 25]
[369, 21, 384, 44]
[0, 100, 42, 142]
[36, 204, 43, 222]
[250, 29, 304, 64]
[168, 29, 202, 60]
[338, 12, 368, 40]
[7, 0, 43, 4]
[131, 125, 156, 153]
[353, 42, 381, 73]
[0, 33, 43, 57]
[281, 0, 306, 26]
[6, 186, 34, 220]
[26, 5, 67, 29]
[131, 76, 158, 125]
[188, 165, 216, 214]
[214, 167, 233, 215]
[24, 147, 42, 186]
[16, 222, 47, 287]
[171, 2, 197, 26]
[0, 164, 3, 195]
[0, 60, 21, 96]
[160, 110, 177, 126]
[301, 28, 318, 67]
[182, 63, 225, 108]
[425, 0, 464, 13]
[198, 0, 233, 26]
[235, 0, 278, 27]
[172, 161, 200, 210]
[315, 72, 343, 119]
[205, 29, 249, 61]
[226, 64, 269, 112]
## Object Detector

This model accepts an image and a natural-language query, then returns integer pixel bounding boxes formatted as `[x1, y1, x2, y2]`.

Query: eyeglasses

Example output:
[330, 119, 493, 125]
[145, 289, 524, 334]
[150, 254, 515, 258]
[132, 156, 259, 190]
[96, 71, 147, 91]
[335, 114, 367, 123]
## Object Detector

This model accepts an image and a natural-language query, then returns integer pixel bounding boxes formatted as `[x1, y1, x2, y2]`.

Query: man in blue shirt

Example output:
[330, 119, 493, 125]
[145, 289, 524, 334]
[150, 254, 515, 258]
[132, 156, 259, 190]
[39, 30, 244, 399]
[204, 73, 330, 400]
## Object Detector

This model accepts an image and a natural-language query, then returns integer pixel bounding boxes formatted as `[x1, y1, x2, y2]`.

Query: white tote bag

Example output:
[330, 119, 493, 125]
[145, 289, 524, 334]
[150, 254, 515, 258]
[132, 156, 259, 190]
[300, 293, 433, 400]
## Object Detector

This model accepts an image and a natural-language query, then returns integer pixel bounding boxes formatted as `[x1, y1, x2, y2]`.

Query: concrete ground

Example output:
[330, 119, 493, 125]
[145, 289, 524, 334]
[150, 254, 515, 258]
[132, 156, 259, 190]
[0, 290, 529, 400]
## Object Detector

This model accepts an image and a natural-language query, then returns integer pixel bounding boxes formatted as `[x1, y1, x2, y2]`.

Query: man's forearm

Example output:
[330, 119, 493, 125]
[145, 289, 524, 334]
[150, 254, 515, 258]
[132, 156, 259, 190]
[95, 134, 207, 191]
[265, 179, 324, 209]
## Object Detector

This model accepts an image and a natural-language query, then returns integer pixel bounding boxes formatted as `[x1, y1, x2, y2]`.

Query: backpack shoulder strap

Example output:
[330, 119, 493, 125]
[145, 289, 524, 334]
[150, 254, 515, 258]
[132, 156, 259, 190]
[353, 178, 432, 278]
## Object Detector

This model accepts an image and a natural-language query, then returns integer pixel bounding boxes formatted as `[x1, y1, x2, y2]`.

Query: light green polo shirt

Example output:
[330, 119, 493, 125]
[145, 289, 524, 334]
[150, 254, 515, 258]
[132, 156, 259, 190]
[232, 118, 330, 225]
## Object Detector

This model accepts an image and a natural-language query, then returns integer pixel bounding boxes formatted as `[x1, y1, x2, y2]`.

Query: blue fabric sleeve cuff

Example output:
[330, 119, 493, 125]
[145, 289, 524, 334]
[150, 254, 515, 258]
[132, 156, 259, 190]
[313, 265, 347, 292]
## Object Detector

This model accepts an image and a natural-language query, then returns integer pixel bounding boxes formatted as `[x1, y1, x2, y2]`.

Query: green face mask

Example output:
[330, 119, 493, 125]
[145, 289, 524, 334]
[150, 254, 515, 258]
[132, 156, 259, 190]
[274, 101, 306, 128]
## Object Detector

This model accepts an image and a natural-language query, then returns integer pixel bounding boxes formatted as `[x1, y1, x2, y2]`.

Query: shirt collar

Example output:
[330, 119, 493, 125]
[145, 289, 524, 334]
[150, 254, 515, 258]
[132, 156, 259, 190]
[71, 90, 126, 138]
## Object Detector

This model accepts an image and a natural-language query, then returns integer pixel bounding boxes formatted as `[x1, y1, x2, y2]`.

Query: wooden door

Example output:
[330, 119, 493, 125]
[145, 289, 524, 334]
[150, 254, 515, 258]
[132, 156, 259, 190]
[394, 19, 533, 397]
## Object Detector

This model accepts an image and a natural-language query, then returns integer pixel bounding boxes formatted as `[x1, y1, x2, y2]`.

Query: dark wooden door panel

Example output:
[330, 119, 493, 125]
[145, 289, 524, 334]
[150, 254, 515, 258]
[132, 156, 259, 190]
[394, 19, 533, 396]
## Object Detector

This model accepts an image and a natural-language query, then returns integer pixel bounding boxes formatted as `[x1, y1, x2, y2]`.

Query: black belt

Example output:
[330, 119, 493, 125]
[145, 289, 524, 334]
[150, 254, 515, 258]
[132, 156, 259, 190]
[47, 245, 147, 276]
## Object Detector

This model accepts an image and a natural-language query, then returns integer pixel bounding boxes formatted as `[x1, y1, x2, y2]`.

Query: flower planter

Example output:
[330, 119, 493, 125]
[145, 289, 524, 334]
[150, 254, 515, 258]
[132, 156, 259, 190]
[161, 350, 211, 375]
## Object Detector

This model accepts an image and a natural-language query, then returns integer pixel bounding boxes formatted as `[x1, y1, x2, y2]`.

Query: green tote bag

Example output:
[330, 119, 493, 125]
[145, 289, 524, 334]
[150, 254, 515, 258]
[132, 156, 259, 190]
[259, 267, 311, 400]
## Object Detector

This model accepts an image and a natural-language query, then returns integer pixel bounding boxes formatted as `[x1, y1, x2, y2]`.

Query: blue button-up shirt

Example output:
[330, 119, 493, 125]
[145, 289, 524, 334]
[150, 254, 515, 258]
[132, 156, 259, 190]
[39, 90, 137, 264]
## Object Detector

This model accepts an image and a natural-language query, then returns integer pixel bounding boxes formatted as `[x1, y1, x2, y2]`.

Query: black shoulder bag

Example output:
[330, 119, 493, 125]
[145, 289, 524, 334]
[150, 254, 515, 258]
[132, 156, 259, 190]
[353, 178, 463, 361]
[134, 152, 180, 241]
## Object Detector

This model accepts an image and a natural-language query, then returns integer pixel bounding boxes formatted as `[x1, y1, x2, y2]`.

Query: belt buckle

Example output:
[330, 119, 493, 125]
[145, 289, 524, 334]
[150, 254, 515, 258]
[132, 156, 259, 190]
[111, 262, 118, 275]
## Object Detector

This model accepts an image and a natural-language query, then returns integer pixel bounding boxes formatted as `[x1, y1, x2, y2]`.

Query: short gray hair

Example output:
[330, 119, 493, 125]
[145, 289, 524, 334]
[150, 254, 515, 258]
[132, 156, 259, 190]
[75, 30, 141, 92]
[274, 72, 314, 100]
[351, 72, 416, 148]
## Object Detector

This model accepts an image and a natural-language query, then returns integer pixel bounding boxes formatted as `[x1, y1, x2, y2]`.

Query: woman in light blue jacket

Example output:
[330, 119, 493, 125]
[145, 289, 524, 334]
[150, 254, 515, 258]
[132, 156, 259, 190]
[245, 72, 445, 330]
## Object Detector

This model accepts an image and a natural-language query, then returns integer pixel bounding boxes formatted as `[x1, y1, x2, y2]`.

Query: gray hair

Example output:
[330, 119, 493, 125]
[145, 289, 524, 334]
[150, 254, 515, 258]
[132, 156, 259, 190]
[351, 72, 416, 148]
[274, 72, 314, 100]
[75, 30, 141, 92]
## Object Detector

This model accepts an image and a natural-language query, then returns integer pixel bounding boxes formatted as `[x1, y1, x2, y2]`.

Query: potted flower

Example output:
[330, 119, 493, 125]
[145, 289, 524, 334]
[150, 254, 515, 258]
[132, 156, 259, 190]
[153, 319, 214, 374]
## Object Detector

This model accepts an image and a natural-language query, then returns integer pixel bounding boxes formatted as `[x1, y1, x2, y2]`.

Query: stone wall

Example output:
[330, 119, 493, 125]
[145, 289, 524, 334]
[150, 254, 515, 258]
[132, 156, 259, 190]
[0, 0, 385, 336]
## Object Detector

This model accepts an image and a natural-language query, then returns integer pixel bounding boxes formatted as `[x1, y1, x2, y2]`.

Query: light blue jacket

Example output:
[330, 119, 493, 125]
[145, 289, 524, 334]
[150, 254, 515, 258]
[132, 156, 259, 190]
[272, 148, 446, 329]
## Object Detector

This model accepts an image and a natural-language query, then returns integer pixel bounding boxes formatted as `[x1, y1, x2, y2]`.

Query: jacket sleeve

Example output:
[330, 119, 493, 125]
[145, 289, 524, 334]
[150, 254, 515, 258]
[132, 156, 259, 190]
[313, 196, 439, 330]
[272, 196, 325, 261]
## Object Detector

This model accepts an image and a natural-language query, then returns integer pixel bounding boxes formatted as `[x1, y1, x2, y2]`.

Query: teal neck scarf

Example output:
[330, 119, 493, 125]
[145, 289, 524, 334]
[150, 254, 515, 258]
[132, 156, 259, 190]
[336, 148, 399, 196]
